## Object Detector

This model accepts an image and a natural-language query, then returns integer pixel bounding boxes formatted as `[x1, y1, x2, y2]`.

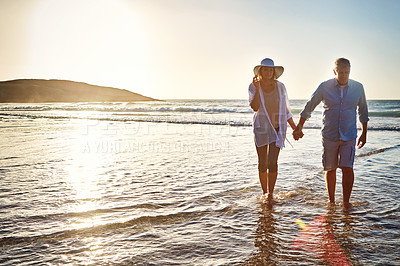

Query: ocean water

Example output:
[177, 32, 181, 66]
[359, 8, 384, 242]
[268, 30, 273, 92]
[0, 100, 399, 265]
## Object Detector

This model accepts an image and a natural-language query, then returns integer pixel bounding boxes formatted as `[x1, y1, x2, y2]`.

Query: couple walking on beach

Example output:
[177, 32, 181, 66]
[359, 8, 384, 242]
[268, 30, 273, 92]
[249, 57, 369, 209]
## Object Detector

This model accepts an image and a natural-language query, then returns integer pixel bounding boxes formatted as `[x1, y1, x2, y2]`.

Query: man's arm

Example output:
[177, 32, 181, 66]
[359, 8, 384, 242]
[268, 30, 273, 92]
[293, 85, 323, 140]
[357, 84, 369, 148]
[296, 116, 307, 131]
[357, 84, 369, 125]
[357, 122, 368, 148]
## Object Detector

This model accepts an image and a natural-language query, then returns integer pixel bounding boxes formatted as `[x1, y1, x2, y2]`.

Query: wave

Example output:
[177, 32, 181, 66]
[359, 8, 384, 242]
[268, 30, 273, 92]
[15, 203, 167, 222]
[0, 105, 253, 114]
[290, 108, 303, 114]
[0, 206, 231, 247]
[0, 104, 304, 115]
[291, 110, 400, 118]
[0, 112, 252, 126]
[368, 111, 400, 118]
[2, 106, 400, 118]
[1, 112, 399, 131]
[1, 100, 400, 118]
[356, 144, 400, 157]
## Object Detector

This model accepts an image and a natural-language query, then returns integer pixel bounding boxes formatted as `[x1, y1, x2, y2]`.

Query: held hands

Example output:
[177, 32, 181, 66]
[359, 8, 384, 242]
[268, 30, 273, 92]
[292, 126, 304, 141]
[292, 118, 306, 141]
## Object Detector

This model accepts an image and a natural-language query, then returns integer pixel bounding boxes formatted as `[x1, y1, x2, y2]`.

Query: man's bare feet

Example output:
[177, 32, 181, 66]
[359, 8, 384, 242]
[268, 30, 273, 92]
[343, 202, 353, 210]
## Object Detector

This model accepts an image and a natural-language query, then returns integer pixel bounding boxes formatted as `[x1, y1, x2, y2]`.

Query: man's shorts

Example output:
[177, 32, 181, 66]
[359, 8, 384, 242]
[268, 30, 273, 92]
[322, 138, 356, 171]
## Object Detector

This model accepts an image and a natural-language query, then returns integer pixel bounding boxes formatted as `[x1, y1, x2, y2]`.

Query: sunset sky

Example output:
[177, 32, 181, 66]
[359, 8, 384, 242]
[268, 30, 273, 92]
[1, 0, 399, 99]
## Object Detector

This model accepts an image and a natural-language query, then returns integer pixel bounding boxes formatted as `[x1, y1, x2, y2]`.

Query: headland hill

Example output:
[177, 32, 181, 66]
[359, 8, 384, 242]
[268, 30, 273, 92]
[0, 79, 156, 103]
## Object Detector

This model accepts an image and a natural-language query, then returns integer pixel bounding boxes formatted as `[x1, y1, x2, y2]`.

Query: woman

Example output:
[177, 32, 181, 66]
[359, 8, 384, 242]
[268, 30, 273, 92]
[248, 58, 297, 201]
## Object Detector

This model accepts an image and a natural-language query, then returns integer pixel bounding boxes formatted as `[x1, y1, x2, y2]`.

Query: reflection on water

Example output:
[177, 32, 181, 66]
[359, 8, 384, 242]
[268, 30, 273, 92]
[63, 120, 110, 229]
[293, 214, 350, 265]
[326, 207, 357, 265]
[292, 207, 359, 265]
[247, 203, 279, 264]
[245, 202, 360, 265]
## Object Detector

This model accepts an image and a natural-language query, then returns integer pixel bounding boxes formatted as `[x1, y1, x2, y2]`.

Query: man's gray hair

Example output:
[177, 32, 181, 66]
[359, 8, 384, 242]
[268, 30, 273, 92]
[334, 58, 351, 69]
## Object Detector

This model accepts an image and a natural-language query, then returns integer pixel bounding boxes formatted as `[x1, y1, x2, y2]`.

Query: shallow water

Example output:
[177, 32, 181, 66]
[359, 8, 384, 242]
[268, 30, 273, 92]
[0, 100, 399, 265]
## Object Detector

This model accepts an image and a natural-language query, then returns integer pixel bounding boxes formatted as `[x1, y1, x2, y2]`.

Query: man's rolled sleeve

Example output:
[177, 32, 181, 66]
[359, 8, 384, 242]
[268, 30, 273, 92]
[300, 86, 323, 120]
[358, 85, 369, 123]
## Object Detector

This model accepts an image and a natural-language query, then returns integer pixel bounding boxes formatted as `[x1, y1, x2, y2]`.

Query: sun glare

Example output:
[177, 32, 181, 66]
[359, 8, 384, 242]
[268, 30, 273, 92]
[26, 0, 150, 94]
[63, 118, 112, 229]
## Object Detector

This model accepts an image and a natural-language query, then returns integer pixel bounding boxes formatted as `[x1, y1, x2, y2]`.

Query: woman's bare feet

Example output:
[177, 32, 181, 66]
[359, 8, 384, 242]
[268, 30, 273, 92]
[261, 193, 274, 205]
[267, 193, 273, 200]
[326, 201, 336, 207]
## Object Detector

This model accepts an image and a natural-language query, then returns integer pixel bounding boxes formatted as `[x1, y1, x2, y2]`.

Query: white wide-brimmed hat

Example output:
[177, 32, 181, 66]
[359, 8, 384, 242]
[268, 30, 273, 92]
[253, 58, 284, 79]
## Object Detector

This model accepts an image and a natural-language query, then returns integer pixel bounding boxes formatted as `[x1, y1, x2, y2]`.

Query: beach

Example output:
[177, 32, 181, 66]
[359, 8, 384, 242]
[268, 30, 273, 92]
[1, 100, 399, 265]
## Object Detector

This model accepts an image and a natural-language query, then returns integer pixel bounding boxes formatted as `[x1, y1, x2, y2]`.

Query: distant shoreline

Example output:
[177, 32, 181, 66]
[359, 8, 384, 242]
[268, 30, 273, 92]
[0, 79, 157, 103]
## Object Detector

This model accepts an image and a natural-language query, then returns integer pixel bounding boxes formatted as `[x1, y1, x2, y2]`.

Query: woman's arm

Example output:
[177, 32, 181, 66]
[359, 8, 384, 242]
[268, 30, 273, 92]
[287, 117, 296, 131]
[250, 88, 260, 111]
[249, 76, 260, 111]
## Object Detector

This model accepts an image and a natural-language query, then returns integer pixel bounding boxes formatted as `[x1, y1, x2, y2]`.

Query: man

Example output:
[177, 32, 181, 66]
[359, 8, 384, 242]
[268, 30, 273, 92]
[294, 58, 369, 209]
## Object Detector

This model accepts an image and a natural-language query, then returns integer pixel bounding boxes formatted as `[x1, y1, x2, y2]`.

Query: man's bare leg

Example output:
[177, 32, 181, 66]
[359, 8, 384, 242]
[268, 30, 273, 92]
[325, 170, 337, 205]
[342, 167, 354, 209]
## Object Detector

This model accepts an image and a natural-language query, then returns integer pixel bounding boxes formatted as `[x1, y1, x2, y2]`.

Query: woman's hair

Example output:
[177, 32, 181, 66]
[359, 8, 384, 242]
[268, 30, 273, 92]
[334, 58, 351, 69]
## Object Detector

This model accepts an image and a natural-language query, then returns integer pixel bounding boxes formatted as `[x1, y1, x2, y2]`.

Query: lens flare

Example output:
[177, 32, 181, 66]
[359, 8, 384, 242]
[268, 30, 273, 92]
[293, 215, 351, 266]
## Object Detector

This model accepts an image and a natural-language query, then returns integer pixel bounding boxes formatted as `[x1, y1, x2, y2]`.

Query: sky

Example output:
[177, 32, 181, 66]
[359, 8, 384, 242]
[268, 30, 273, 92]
[1, 0, 399, 99]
